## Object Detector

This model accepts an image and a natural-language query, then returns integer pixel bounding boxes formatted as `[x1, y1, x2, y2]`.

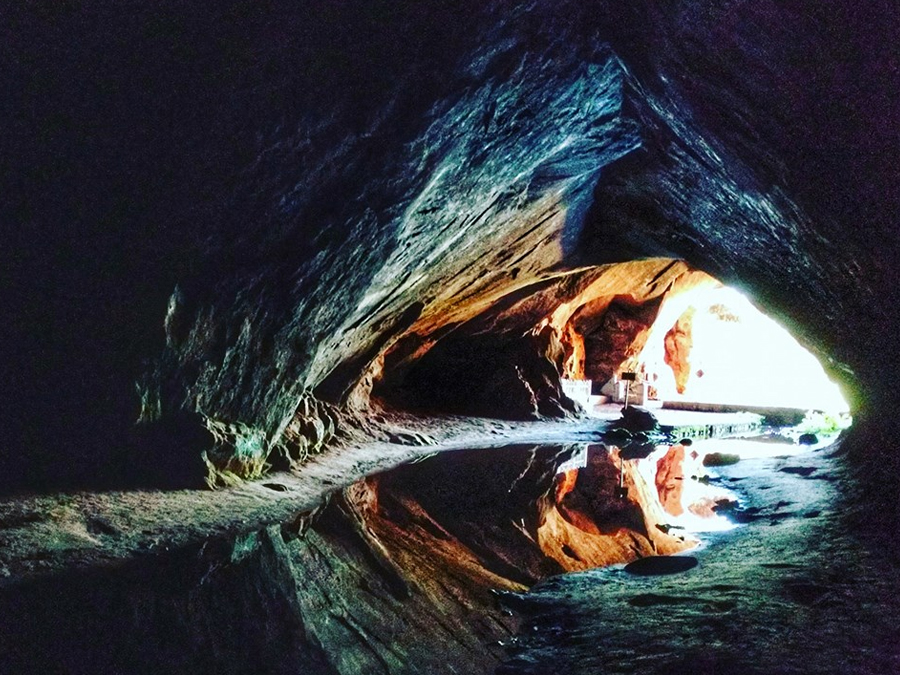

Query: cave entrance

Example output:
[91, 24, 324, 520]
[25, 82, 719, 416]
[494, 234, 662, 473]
[585, 278, 850, 418]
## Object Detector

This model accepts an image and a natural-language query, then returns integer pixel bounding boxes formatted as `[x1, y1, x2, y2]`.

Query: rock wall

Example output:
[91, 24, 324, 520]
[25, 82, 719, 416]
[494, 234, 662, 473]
[579, 0, 899, 414]
[377, 259, 705, 419]
[2, 0, 898, 502]
[0, 488, 516, 674]
[2, 0, 643, 492]
[663, 307, 696, 395]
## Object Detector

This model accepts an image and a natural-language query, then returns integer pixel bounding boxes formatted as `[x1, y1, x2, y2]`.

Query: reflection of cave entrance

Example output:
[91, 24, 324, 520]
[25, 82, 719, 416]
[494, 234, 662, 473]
[375, 258, 849, 422]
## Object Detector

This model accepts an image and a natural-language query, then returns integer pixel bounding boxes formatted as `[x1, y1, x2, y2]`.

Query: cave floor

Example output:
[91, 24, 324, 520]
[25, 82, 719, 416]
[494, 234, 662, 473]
[0, 408, 791, 584]
[498, 437, 900, 675]
[0, 413, 613, 583]
[4, 413, 894, 674]
[1, 407, 826, 610]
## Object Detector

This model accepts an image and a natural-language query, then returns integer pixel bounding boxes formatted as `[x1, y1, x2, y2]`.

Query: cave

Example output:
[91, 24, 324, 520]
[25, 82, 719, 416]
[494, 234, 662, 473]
[2, 1, 899, 673]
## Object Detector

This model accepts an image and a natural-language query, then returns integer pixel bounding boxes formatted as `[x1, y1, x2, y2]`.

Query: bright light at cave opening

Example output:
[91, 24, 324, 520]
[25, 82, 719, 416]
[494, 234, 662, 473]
[637, 284, 850, 414]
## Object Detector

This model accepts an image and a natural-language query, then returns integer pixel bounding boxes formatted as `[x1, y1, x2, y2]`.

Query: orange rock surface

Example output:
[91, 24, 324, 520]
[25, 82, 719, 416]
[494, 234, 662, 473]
[663, 307, 695, 394]
[655, 443, 686, 516]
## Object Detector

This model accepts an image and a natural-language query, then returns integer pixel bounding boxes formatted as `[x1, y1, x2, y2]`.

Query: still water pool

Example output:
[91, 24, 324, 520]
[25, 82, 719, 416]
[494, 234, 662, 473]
[498, 435, 900, 675]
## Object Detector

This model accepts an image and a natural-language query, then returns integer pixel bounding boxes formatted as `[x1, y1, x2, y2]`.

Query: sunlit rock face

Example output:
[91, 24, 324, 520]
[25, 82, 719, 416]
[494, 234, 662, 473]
[639, 285, 851, 412]
[1, 0, 898, 499]
[377, 259, 700, 419]
[663, 308, 695, 395]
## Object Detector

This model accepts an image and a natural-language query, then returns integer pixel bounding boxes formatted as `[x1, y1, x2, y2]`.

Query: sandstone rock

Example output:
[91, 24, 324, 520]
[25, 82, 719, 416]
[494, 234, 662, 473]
[386, 431, 438, 446]
[618, 406, 660, 432]
[687, 497, 721, 519]
[663, 307, 695, 394]
[656, 443, 687, 517]
[1, 1, 900, 671]
[576, 297, 663, 385]
[377, 259, 703, 422]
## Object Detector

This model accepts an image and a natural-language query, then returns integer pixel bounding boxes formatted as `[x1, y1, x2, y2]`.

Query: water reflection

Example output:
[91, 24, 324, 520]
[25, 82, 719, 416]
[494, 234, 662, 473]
[497, 433, 900, 675]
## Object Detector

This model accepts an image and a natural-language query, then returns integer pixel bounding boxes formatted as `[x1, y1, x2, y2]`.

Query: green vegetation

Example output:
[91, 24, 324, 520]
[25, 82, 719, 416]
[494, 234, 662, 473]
[795, 410, 852, 436]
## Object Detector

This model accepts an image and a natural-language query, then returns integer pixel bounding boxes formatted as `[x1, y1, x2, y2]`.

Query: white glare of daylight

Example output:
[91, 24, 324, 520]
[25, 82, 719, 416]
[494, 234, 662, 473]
[638, 285, 849, 413]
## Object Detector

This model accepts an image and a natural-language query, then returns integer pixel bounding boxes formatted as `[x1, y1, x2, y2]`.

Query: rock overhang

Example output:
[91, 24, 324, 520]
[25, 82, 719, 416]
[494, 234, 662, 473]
[1, 0, 897, 495]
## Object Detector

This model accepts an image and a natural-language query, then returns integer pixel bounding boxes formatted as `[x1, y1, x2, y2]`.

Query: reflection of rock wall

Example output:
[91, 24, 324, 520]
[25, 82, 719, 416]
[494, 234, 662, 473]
[655, 443, 686, 516]
[664, 307, 696, 394]
[371, 442, 693, 579]
[540, 446, 693, 570]
[0, 443, 694, 672]
[0, 503, 518, 675]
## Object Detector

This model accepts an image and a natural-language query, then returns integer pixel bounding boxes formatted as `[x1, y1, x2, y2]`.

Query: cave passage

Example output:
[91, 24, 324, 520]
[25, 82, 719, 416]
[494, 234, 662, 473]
[378, 259, 851, 433]
[3, 2, 899, 673]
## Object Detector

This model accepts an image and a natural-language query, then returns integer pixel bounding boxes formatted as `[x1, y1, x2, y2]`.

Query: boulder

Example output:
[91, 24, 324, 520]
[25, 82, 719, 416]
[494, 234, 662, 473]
[617, 406, 660, 433]
[703, 452, 741, 467]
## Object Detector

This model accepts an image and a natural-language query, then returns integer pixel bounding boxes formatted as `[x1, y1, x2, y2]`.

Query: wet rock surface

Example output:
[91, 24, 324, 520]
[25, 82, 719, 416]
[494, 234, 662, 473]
[497, 439, 900, 675]
[1, 418, 895, 674]
[0, 415, 607, 582]
[0, 439, 684, 673]
[703, 452, 740, 467]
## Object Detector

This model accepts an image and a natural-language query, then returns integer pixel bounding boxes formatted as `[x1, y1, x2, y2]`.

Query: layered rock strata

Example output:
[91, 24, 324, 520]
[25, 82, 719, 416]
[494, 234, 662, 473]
[3, 1, 896, 501]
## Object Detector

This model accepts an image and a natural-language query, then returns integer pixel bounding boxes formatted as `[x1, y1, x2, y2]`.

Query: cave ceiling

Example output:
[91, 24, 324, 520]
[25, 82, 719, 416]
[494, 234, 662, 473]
[1, 0, 898, 492]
